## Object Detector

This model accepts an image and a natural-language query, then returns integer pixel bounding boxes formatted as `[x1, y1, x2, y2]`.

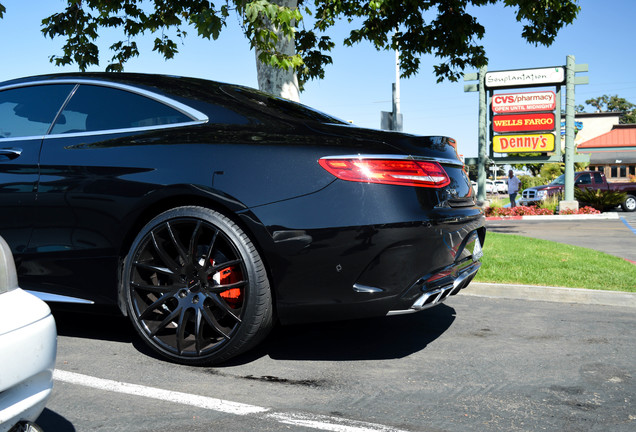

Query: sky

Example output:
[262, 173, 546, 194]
[0, 0, 634, 158]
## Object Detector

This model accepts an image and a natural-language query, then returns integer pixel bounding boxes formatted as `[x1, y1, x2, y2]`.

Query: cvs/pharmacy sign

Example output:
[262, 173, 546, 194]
[492, 91, 556, 114]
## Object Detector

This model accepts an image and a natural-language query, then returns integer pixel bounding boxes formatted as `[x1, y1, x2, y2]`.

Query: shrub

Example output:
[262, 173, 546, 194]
[485, 204, 600, 217]
[560, 206, 600, 215]
[538, 193, 562, 213]
[519, 174, 543, 191]
[486, 205, 554, 217]
[574, 188, 627, 211]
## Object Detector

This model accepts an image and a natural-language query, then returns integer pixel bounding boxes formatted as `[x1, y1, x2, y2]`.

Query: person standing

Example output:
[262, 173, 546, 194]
[507, 170, 521, 208]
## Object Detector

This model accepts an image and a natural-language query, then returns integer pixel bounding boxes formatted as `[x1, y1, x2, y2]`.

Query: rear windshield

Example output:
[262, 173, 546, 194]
[221, 85, 347, 125]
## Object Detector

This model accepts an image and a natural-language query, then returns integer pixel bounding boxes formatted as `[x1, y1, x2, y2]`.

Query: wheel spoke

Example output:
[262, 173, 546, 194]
[151, 229, 181, 274]
[133, 262, 175, 276]
[194, 308, 204, 355]
[210, 258, 242, 275]
[167, 222, 190, 266]
[188, 221, 203, 266]
[150, 306, 181, 337]
[201, 305, 231, 339]
[202, 231, 219, 271]
[210, 280, 247, 292]
[176, 307, 188, 355]
[139, 292, 175, 321]
[210, 294, 242, 323]
[131, 281, 181, 294]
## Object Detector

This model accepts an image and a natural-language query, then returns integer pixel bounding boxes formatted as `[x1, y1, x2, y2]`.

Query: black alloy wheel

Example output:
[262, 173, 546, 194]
[123, 206, 272, 365]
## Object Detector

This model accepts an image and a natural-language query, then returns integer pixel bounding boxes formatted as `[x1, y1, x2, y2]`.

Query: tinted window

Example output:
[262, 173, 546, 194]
[51, 85, 192, 134]
[576, 173, 591, 185]
[0, 85, 74, 138]
[593, 172, 603, 184]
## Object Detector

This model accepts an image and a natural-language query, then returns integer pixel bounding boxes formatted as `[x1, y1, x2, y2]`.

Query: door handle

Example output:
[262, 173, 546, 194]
[0, 148, 23, 160]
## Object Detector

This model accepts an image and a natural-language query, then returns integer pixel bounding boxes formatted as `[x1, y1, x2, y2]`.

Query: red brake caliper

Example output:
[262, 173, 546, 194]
[211, 260, 243, 308]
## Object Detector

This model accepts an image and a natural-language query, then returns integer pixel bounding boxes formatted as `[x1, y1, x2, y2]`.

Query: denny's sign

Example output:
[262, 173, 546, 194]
[493, 134, 555, 153]
[493, 113, 555, 133]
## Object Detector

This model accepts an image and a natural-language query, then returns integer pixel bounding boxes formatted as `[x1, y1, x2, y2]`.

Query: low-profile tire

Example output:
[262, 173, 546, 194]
[122, 206, 273, 365]
[622, 194, 636, 212]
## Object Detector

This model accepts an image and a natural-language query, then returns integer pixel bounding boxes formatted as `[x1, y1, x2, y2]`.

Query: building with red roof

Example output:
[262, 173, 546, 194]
[577, 123, 636, 182]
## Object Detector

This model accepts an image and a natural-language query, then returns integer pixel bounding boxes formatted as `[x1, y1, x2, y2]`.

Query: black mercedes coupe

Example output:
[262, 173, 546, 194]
[0, 73, 485, 364]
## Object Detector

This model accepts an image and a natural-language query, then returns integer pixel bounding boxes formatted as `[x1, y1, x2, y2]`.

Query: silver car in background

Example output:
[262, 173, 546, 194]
[0, 236, 57, 432]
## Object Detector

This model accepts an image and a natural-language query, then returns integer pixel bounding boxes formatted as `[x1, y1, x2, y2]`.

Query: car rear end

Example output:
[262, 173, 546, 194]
[0, 237, 57, 432]
[244, 128, 486, 324]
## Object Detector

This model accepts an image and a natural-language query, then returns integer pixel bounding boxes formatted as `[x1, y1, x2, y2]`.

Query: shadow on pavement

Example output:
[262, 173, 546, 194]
[226, 303, 456, 365]
[36, 409, 75, 432]
[49, 302, 457, 365]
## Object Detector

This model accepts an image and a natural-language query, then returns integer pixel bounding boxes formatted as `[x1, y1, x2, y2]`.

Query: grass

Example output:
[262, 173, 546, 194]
[474, 232, 636, 292]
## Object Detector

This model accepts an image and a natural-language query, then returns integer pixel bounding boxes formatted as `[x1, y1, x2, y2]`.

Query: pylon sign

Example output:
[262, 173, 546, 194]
[487, 69, 562, 154]
[463, 56, 589, 203]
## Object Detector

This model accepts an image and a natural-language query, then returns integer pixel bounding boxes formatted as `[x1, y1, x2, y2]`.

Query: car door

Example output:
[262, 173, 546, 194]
[28, 82, 199, 303]
[0, 84, 75, 256]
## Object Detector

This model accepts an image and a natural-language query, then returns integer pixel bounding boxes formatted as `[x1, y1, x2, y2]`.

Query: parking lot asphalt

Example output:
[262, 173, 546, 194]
[470, 211, 636, 308]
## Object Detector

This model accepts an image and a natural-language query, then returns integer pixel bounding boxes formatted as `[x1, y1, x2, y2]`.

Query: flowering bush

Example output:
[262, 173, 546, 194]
[560, 206, 600, 215]
[486, 205, 553, 217]
[486, 205, 600, 217]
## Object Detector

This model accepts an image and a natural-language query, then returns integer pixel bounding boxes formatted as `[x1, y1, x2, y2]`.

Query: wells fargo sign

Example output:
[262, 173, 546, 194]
[491, 91, 556, 113]
[492, 113, 555, 133]
[493, 134, 555, 153]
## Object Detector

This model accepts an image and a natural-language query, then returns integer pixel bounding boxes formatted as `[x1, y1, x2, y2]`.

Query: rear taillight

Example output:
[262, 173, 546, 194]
[318, 158, 451, 188]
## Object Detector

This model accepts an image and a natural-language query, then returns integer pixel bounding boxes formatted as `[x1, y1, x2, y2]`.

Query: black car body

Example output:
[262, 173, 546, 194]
[0, 73, 485, 364]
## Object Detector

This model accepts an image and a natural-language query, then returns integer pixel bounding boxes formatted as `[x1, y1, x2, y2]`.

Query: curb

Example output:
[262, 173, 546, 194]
[464, 282, 636, 308]
[486, 212, 620, 221]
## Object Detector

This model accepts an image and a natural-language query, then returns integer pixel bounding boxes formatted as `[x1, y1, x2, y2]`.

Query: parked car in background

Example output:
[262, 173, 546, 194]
[0, 236, 56, 432]
[0, 73, 485, 365]
[494, 180, 508, 194]
[486, 179, 496, 194]
[519, 171, 636, 211]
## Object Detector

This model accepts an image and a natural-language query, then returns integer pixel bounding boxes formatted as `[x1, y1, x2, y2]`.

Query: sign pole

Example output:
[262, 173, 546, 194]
[477, 66, 488, 201]
[561, 55, 578, 210]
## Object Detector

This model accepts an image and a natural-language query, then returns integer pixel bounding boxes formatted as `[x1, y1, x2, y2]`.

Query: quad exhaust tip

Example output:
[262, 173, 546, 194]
[387, 262, 481, 316]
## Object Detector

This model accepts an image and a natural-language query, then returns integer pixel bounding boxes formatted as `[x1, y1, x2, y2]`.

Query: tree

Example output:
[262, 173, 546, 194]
[581, 94, 636, 124]
[0, 0, 580, 99]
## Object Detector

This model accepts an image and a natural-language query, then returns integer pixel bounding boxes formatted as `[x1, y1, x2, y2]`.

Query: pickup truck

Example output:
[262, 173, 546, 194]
[519, 171, 636, 212]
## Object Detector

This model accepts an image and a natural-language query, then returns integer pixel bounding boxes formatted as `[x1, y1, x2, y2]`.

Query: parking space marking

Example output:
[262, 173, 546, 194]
[54, 369, 268, 415]
[54, 370, 408, 432]
[620, 216, 636, 235]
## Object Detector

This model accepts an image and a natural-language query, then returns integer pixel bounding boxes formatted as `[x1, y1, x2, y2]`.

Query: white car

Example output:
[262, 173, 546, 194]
[494, 180, 508, 194]
[0, 236, 57, 432]
[486, 179, 495, 194]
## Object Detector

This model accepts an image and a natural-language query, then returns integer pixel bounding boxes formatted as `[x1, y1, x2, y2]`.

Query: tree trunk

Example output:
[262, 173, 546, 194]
[255, 0, 300, 102]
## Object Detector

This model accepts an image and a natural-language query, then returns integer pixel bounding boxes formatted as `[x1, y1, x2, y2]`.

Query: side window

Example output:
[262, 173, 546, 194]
[0, 85, 74, 139]
[576, 173, 592, 185]
[593, 172, 603, 184]
[50, 85, 192, 134]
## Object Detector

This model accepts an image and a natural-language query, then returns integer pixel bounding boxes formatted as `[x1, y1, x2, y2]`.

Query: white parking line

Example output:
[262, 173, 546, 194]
[54, 370, 409, 432]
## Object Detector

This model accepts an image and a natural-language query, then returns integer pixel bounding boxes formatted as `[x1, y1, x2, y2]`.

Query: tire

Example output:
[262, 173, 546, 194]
[122, 206, 273, 365]
[622, 194, 636, 212]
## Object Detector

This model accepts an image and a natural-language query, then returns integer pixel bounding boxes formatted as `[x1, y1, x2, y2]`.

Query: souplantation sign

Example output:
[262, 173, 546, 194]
[485, 67, 565, 89]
